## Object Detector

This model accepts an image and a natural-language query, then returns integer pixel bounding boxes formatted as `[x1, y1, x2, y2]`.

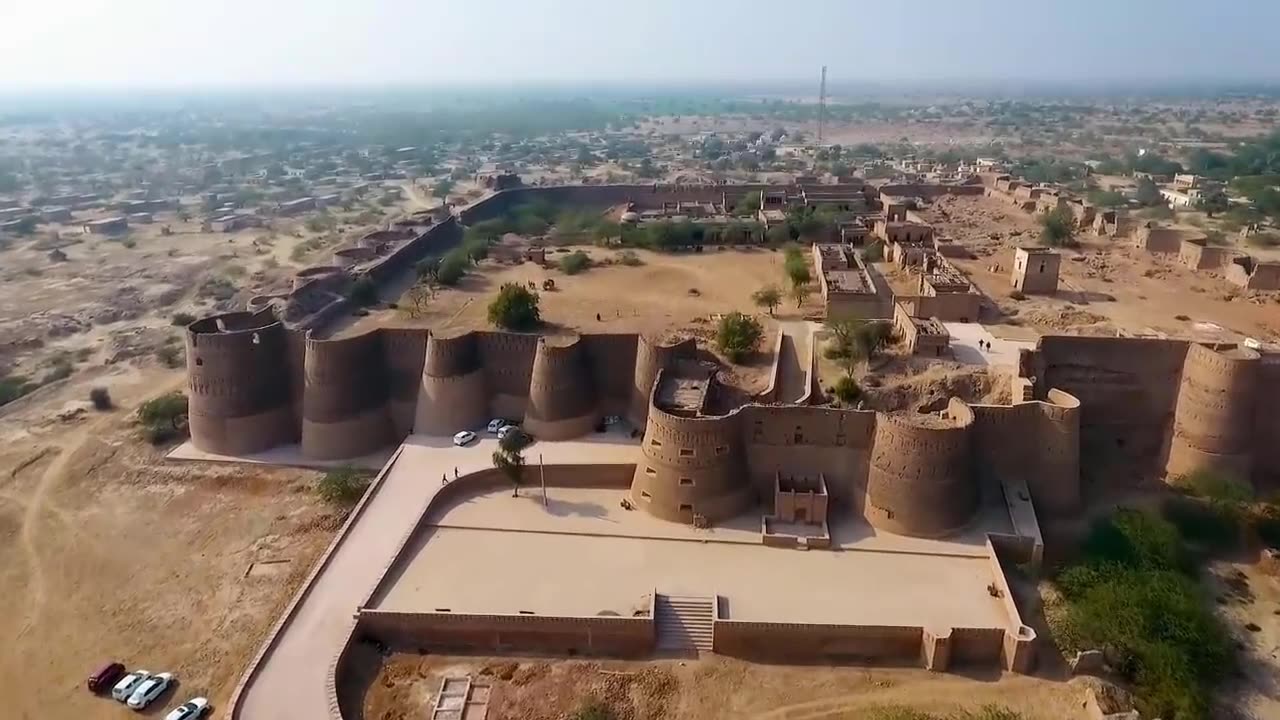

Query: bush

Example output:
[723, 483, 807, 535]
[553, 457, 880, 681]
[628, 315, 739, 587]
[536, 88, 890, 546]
[1039, 207, 1076, 247]
[1161, 496, 1240, 550]
[559, 250, 591, 275]
[570, 699, 613, 720]
[171, 312, 197, 326]
[862, 239, 885, 262]
[1252, 505, 1280, 549]
[348, 276, 379, 306]
[716, 312, 763, 363]
[462, 236, 489, 264]
[41, 358, 74, 384]
[317, 466, 372, 506]
[156, 344, 184, 368]
[1052, 510, 1231, 720]
[89, 387, 112, 410]
[137, 391, 189, 444]
[833, 376, 861, 404]
[0, 374, 37, 407]
[617, 250, 642, 266]
[487, 282, 541, 331]
[437, 251, 469, 286]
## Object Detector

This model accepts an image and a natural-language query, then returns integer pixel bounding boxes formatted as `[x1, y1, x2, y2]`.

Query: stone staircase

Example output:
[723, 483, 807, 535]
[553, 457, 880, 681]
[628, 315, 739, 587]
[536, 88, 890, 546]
[655, 594, 715, 653]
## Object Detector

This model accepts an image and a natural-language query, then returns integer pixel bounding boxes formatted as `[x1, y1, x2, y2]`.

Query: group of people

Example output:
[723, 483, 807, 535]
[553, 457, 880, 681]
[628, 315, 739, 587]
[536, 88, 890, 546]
[977, 339, 993, 352]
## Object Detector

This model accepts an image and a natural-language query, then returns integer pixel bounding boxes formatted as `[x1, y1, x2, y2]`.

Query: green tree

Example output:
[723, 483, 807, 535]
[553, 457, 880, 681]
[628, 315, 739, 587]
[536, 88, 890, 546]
[348, 276, 379, 306]
[432, 178, 455, 198]
[492, 428, 531, 496]
[416, 256, 442, 281]
[783, 245, 812, 288]
[751, 284, 782, 316]
[1196, 193, 1229, 218]
[1086, 189, 1128, 208]
[463, 236, 489, 264]
[1039, 207, 1076, 247]
[437, 251, 469, 286]
[559, 250, 591, 274]
[487, 282, 541, 330]
[833, 376, 861, 405]
[790, 281, 813, 308]
[1134, 177, 1162, 206]
[766, 223, 792, 245]
[715, 312, 763, 363]
[735, 190, 762, 214]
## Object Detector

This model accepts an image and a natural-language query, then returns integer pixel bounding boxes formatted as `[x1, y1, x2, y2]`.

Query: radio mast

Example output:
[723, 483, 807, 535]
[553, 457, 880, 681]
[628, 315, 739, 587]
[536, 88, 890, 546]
[817, 65, 828, 146]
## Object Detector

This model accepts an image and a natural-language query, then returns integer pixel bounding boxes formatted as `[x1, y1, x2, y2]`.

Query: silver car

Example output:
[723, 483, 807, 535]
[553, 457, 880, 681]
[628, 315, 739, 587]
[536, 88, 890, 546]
[111, 670, 150, 702]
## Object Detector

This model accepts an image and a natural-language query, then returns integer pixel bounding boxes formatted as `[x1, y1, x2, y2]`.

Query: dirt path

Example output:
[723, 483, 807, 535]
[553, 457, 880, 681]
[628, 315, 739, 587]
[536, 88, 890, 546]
[13, 422, 97, 639]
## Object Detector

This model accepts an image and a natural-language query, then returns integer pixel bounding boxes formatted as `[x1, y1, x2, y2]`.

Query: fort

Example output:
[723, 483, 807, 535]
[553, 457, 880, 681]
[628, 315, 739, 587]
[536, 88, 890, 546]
[192, 181, 1280, 720]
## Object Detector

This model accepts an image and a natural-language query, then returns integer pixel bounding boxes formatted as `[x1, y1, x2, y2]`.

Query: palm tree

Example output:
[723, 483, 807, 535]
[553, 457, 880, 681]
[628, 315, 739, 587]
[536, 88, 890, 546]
[491, 430, 529, 497]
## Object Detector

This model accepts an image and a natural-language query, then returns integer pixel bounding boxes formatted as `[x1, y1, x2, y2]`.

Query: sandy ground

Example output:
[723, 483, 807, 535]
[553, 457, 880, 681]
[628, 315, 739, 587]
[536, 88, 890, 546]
[921, 195, 1280, 342]
[361, 654, 1094, 720]
[343, 244, 811, 394]
[0, 196, 417, 383]
[1209, 559, 1280, 719]
[0, 365, 336, 720]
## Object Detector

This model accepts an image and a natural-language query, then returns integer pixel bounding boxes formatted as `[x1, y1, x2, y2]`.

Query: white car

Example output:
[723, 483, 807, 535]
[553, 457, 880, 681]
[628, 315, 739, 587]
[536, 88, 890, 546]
[164, 697, 210, 720]
[486, 418, 508, 434]
[497, 424, 519, 440]
[127, 672, 174, 710]
[111, 670, 151, 702]
[452, 430, 477, 446]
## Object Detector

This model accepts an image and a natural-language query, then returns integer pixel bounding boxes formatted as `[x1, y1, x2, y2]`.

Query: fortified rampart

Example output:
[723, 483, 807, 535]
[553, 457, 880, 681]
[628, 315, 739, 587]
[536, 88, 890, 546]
[301, 332, 395, 460]
[1165, 344, 1260, 482]
[186, 310, 297, 455]
[864, 404, 977, 538]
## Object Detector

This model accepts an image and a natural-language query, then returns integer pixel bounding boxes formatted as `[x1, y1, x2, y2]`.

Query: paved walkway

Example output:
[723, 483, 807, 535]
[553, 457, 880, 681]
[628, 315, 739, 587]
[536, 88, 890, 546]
[776, 320, 816, 403]
[232, 432, 639, 720]
[944, 322, 1037, 370]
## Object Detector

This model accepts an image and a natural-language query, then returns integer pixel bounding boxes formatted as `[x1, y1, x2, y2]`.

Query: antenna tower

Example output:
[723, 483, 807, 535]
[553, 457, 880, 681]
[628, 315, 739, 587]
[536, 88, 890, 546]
[818, 65, 828, 146]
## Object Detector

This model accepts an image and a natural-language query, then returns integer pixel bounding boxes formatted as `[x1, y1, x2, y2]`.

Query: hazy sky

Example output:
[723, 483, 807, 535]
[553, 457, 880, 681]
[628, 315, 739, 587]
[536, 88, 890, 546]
[2, 0, 1279, 90]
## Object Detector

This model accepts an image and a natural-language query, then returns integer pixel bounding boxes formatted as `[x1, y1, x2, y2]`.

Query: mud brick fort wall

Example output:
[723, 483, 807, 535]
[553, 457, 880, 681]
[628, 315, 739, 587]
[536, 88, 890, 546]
[188, 310, 1280, 536]
[191, 186, 1280, 527]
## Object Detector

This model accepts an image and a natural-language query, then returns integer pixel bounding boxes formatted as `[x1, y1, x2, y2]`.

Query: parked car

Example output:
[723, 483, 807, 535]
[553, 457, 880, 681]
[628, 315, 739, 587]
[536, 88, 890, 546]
[497, 424, 519, 441]
[127, 672, 174, 710]
[486, 418, 508, 434]
[111, 670, 151, 702]
[452, 430, 477, 447]
[88, 662, 125, 694]
[164, 697, 210, 720]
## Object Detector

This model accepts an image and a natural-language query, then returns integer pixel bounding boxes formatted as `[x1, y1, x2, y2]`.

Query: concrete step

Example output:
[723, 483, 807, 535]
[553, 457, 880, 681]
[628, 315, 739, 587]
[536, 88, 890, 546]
[654, 594, 715, 652]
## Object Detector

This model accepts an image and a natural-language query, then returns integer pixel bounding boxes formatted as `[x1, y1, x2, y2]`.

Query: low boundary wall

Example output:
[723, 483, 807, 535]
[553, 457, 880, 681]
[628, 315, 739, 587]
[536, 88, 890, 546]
[355, 598, 656, 658]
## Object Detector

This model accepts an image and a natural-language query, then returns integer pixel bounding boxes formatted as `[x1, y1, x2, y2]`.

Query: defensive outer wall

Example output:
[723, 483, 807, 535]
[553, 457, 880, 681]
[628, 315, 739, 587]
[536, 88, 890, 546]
[190, 313, 1280, 517]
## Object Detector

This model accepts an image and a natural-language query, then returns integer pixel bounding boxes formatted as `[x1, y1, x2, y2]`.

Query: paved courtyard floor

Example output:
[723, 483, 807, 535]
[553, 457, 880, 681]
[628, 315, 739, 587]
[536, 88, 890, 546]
[371, 485, 1013, 629]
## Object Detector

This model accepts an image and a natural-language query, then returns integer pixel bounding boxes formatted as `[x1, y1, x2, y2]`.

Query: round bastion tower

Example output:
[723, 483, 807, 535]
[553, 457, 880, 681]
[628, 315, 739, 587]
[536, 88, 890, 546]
[864, 406, 978, 538]
[629, 367, 755, 524]
[1165, 344, 1260, 483]
[523, 335, 598, 440]
[186, 310, 297, 455]
[413, 332, 488, 436]
[627, 335, 696, 429]
[300, 333, 395, 460]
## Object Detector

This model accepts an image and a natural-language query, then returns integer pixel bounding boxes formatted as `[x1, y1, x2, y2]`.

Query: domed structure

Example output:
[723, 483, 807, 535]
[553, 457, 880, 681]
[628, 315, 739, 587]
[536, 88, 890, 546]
[620, 211, 640, 224]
